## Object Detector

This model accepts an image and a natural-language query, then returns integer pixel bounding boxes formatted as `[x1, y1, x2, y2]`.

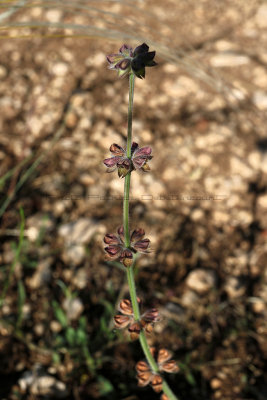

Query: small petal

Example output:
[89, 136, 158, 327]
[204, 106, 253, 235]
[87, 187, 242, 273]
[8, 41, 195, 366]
[118, 299, 133, 316]
[130, 228, 145, 242]
[131, 142, 139, 154]
[133, 238, 150, 252]
[142, 308, 160, 323]
[114, 314, 131, 329]
[138, 51, 156, 65]
[106, 53, 123, 65]
[160, 360, 179, 373]
[121, 249, 133, 267]
[117, 226, 124, 240]
[133, 43, 149, 56]
[104, 233, 120, 245]
[104, 245, 121, 258]
[116, 59, 131, 70]
[157, 349, 172, 364]
[103, 156, 121, 168]
[134, 146, 152, 157]
[132, 156, 147, 169]
[128, 321, 141, 333]
[136, 361, 150, 373]
[119, 44, 133, 55]
[110, 143, 125, 156]
[151, 374, 163, 393]
[137, 371, 153, 387]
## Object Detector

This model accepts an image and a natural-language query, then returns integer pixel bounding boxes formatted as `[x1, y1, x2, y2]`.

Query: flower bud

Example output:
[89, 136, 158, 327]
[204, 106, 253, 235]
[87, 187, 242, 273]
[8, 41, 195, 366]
[128, 321, 141, 340]
[158, 348, 172, 364]
[151, 374, 163, 393]
[118, 299, 133, 316]
[160, 360, 179, 373]
[136, 360, 150, 373]
[137, 371, 152, 387]
[142, 308, 160, 323]
[144, 322, 153, 333]
[114, 314, 131, 329]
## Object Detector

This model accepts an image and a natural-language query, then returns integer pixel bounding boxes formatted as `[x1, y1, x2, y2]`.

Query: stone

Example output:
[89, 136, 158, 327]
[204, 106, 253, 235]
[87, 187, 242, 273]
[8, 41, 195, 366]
[186, 269, 216, 294]
[253, 91, 267, 110]
[27, 258, 53, 289]
[61, 244, 86, 266]
[31, 376, 68, 398]
[258, 194, 267, 209]
[63, 297, 84, 321]
[230, 156, 254, 179]
[256, 4, 267, 28]
[224, 276, 246, 299]
[58, 218, 105, 245]
[51, 62, 69, 77]
[181, 289, 200, 307]
[0, 65, 7, 79]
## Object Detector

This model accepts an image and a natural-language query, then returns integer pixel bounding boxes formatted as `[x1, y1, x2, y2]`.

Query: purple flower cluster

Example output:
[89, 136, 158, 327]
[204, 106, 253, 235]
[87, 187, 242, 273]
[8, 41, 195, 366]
[106, 43, 157, 79]
[104, 227, 150, 267]
[103, 142, 152, 178]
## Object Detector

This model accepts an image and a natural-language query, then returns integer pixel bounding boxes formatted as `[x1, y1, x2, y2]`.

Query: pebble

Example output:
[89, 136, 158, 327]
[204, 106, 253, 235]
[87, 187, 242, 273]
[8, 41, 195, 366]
[50, 320, 62, 333]
[186, 269, 216, 294]
[255, 4, 267, 28]
[61, 244, 86, 266]
[63, 297, 84, 321]
[230, 156, 254, 179]
[31, 376, 68, 397]
[58, 218, 105, 245]
[224, 276, 246, 299]
[27, 258, 53, 289]
[45, 9, 62, 23]
[51, 62, 69, 77]
[0, 65, 7, 79]
[210, 378, 222, 389]
[253, 91, 267, 110]
[181, 289, 200, 307]
[258, 194, 267, 209]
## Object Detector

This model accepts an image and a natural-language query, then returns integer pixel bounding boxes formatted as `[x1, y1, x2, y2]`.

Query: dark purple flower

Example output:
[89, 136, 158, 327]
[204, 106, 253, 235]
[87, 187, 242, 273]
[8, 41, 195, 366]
[103, 142, 152, 178]
[107, 43, 157, 79]
[103, 226, 150, 267]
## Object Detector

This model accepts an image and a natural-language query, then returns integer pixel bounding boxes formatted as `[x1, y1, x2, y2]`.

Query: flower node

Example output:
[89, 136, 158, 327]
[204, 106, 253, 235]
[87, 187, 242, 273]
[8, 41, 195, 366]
[103, 226, 151, 267]
[107, 43, 157, 79]
[103, 142, 152, 178]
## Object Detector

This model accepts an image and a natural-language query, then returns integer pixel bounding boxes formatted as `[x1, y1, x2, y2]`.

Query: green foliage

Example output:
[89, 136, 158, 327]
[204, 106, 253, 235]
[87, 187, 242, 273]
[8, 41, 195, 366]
[0, 207, 25, 308]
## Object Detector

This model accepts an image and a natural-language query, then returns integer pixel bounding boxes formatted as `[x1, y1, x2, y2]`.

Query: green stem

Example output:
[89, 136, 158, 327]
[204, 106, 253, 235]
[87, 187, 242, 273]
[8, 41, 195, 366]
[126, 265, 179, 400]
[122, 73, 179, 400]
[126, 73, 135, 158]
[123, 173, 131, 247]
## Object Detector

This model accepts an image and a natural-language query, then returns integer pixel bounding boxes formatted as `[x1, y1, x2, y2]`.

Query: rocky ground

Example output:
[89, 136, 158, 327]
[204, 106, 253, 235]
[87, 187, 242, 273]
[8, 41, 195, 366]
[0, 1, 267, 399]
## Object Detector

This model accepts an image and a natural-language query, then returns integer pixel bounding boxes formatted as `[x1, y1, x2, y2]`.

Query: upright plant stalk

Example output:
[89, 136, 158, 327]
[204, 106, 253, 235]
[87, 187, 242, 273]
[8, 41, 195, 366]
[104, 43, 179, 400]
[124, 73, 179, 400]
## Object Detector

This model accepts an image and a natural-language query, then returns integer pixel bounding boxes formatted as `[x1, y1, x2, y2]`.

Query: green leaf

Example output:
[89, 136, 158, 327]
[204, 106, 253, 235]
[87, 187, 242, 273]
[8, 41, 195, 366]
[16, 280, 26, 328]
[52, 351, 60, 364]
[66, 326, 76, 346]
[76, 328, 87, 346]
[97, 376, 114, 395]
[186, 371, 196, 386]
[52, 301, 68, 328]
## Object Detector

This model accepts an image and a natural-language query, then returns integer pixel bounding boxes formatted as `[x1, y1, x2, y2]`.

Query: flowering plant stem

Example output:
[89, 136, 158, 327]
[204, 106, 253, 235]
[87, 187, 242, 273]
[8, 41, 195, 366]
[123, 73, 179, 400]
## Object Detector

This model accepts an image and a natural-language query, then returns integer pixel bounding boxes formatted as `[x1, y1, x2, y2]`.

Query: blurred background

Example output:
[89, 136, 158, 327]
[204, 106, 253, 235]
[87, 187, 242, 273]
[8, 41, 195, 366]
[0, 0, 267, 399]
